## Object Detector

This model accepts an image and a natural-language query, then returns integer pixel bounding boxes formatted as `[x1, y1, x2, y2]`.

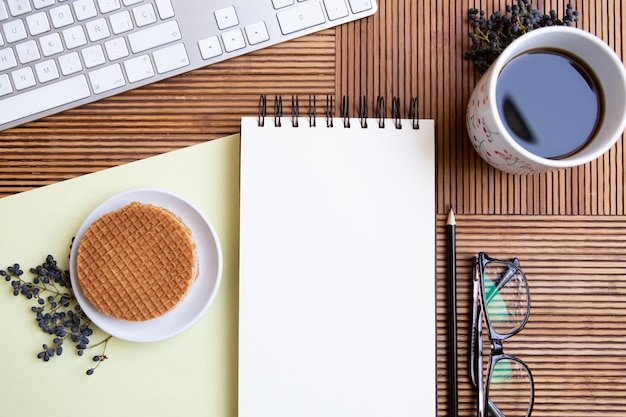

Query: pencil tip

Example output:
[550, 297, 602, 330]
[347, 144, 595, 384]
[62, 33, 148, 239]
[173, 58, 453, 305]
[447, 206, 456, 225]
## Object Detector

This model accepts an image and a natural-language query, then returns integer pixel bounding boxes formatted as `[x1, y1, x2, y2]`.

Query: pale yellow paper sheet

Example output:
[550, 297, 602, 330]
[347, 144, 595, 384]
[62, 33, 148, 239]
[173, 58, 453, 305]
[0, 134, 240, 417]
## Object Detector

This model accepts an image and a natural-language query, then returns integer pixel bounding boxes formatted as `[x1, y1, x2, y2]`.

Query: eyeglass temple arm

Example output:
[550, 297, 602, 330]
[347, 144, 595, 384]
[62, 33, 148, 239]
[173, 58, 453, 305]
[475, 309, 485, 417]
[471, 264, 487, 417]
[470, 266, 481, 386]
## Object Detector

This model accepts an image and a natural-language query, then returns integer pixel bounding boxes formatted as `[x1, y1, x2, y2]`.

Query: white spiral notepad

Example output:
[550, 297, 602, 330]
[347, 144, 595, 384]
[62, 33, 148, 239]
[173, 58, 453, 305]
[238, 98, 437, 417]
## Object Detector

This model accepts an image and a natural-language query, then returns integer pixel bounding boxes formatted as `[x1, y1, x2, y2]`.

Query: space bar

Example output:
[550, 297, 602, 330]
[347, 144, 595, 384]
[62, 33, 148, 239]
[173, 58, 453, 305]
[0, 75, 90, 126]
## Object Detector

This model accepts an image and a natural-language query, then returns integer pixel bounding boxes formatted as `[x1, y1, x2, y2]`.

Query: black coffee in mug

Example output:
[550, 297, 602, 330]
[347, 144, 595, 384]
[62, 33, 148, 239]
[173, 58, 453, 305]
[495, 49, 602, 159]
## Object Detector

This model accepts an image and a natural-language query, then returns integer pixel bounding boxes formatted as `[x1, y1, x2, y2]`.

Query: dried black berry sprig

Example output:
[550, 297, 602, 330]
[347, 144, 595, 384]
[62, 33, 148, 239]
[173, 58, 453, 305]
[466, 1, 580, 74]
[1, 254, 111, 375]
[86, 337, 110, 375]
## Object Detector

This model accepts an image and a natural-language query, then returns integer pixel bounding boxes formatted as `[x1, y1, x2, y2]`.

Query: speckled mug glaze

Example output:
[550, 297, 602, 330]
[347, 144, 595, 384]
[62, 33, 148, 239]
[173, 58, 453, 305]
[467, 27, 626, 175]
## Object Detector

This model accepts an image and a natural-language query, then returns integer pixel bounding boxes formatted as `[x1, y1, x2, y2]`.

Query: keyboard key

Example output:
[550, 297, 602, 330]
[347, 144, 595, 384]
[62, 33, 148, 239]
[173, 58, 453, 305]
[272, 0, 294, 9]
[39, 32, 63, 56]
[110, 10, 133, 34]
[123, 0, 143, 5]
[277, 1, 325, 35]
[26, 11, 51, 35]
[154, 0, 174, 19]
[214, 6, 238, 30]
[7, 0, 31, 17]
[123, 53, 154, 82]
[86, 17, 111, 41]
[128, 20, 180, 53]
[62, 25, 87, 49]
[58, 51, 82, 74]
[35, 59, 60, 83]
[152, 42, 188, 73]
[3, 19, 27, 42]
[324, 0, 349, 20]
[88, 63, 125, 93]
[82, 44, 105, 68]
[0, 47, 17, 70]
[104, 37, 128, 60]
[32, 0, 55, 9]
[97, 0, 121, 14]
[73, 0, 98, 21]
[221, 28, 245, 52]
[0, 75, 90, 125]
[245, 21, 269, 45]
[50, 4, 74, 28]
[133, 4, 156, 27]
[198, 35, 222, 60]
[12, 66, 35, 90]
[0, 2, 8, 20]
[347, 0, 372, 13]
[0, 73, 12, 96]
[15, 39, 40, 63]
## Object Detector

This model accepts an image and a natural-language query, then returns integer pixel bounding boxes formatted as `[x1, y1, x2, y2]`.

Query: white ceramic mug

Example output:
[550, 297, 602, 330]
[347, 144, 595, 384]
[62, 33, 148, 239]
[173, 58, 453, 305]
[466, 26, 626, 175]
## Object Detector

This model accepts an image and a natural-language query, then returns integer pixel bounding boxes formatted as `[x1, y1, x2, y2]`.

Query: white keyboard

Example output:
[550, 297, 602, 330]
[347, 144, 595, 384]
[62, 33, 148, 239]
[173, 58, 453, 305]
[0, 0, 377, 131]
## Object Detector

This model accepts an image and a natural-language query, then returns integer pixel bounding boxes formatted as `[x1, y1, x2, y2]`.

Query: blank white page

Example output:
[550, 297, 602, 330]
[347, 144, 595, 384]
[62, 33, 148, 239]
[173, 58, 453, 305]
[239, 116, 436, 417]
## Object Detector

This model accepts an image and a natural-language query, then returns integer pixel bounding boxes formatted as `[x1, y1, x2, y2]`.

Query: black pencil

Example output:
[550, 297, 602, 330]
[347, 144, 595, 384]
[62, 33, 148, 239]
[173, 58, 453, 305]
[447, 206, 458, 417]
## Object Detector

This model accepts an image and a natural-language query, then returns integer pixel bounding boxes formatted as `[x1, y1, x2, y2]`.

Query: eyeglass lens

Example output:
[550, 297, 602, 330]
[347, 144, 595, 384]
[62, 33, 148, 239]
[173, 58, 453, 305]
[487, 358, 533, 417]
[483, 261, 529, 336]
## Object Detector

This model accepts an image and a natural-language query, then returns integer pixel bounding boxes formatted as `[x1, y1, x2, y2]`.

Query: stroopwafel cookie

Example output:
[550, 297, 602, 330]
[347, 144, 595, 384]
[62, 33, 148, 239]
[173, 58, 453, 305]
[76, 202, 198, 322]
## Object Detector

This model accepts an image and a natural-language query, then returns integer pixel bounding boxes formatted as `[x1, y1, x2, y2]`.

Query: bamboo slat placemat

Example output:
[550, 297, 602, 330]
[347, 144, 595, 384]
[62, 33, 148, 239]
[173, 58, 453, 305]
[337, 0, 626, 216]
[1, 1, 626, 416]
[1, 0, 624, 215]
[437, 214, 626, 417]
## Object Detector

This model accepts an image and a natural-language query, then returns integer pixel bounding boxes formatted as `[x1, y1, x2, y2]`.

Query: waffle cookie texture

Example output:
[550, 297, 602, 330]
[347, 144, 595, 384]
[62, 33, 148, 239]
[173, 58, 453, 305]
[76, 202, 199, 322]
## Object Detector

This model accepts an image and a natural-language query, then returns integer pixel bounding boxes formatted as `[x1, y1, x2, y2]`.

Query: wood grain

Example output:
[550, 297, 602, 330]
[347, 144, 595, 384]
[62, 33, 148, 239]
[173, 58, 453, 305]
[437, 214, 626, 417]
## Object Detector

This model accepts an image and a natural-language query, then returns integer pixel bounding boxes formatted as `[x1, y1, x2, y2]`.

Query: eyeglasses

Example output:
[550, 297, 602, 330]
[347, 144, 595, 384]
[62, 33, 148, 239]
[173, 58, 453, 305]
[470, 252, 534, 417]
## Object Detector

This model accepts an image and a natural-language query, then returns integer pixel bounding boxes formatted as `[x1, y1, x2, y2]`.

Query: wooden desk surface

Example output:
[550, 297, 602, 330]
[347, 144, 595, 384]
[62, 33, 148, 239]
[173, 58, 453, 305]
[2, 1, 625, 415]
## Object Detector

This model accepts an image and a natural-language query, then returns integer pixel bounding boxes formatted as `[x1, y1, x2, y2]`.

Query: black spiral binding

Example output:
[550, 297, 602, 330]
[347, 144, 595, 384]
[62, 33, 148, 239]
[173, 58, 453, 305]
[358, 96, 368, 128]
[376, 96, 386, 128]
[291, 95, 299, 128]
[326, 95, 334, 128]
[308, 95, 316, 127]
[258, 95, 267, 127]
[410, 97, 419, 130]
[341, 96, 350, 128]
[274, 95, 283, 127]
[256, 95, 420, 129]
[391, 97, 402, 129]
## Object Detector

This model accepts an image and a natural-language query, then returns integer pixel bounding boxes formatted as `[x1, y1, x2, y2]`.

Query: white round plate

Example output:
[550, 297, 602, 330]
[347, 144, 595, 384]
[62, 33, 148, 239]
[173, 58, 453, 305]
[69, 188, 223, 343]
